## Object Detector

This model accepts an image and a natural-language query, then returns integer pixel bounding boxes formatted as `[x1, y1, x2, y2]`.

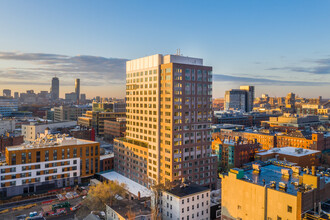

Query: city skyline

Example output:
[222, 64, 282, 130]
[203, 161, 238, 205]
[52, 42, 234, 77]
[0, 0, 330, 98]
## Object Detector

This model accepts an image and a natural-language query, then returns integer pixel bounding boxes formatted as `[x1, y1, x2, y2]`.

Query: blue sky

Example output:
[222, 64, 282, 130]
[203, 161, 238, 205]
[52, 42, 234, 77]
[0, 0, 329, 98]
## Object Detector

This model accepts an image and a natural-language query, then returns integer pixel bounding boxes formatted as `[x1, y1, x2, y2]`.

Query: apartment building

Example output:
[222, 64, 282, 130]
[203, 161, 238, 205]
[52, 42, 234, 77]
[114, 54, 217, 189]
[0, 131, 100, 197]
[261, 114, 324, 131]
[256, 147, 321, 167]
[276, 130, 327, 151]
[224, 86, 255, 112]
[212, 137, 259, 171]
[0, 119, 16, 135]
[214, 128, 276, 150]
[160, 181, 211, 220]
[92, 101, 126, 112]
[215, 128, 330, 151]
[104, 118, 126, 141]
[221, 165, 330, 220]
[78, 111, 126, 136]
[0, 135, 24, 155]
[22, 121, 77, 142]
[0, 96, 18, 117]
[53, 105, 91, 122]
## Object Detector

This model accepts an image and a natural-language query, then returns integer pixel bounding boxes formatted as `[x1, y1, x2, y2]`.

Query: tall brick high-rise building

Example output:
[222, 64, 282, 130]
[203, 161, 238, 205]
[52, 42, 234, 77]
[114, 54, 217, 189]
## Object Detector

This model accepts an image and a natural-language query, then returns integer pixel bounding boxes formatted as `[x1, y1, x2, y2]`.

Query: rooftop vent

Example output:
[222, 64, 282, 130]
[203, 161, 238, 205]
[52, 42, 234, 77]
[279, 182, 287, 191]
[252, 164, 261, 173]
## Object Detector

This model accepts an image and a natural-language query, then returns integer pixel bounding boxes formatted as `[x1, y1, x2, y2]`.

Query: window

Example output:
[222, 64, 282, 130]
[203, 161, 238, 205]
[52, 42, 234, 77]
[86, 159, 89, 174]
[45, 151, 49, 161]
[11, 153, 16, 165]
[53, 150, 57, 160]
[216, 210, 221, 218]
[21, 153, 26, 164]
[277, 216, 282, 220]
[287, 206, 292, 213]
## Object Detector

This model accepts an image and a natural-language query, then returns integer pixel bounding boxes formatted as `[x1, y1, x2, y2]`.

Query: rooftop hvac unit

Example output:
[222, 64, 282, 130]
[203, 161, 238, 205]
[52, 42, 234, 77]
[291, 166, 301, 174]
[252, 164, 261, 172]
[270, 181, 276, 188]
[279, 182, 287, 190]
[281, 168, 291, 177]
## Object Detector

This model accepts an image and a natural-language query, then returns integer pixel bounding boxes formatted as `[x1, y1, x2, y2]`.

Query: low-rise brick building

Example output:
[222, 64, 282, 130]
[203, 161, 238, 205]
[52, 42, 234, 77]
[212, 137, 260, 172]
[255, 147, 321, 167]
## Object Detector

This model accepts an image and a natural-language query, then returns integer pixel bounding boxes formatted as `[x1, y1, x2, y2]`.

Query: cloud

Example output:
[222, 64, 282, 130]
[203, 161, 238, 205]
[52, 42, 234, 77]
[213, 74, 330, 86]
[0, 51, 128, 86]
[266, 57, 330, 75]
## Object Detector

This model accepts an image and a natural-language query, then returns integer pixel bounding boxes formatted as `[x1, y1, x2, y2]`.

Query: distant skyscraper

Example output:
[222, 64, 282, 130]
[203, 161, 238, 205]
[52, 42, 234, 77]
[285, 92, 296, 113]
[225, 89, 247, 111]
[51, 77, 59, 100]
[80, 94, 86, 103]
[14, 92, 19, 99]
[75, 79, 80, 104]
[240, 85, 255, 112]
[224, 85, 255, 112]
[3, 89, 11, 97]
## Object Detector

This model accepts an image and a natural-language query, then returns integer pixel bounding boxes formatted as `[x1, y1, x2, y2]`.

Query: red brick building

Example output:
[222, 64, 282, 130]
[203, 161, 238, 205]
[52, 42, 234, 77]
[104, 118, 126, 141]
[255, 147, 321, 167]
[0, 135, 24, 154]
[100, 153, 114, 172]
[212, 137, 260, 171]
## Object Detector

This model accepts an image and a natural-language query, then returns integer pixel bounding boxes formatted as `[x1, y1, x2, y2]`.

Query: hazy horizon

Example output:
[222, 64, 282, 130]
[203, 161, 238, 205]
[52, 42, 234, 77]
[0, 1, 329, 99]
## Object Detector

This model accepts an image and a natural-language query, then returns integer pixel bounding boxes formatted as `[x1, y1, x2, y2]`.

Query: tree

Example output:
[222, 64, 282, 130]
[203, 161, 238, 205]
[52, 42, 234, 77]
[83, 181, 127, 211]
[151, 182, 176, 220]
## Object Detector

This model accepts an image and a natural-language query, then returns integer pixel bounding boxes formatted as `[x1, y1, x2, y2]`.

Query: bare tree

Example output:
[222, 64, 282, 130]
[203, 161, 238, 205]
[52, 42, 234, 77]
[151, 182, 176, 220]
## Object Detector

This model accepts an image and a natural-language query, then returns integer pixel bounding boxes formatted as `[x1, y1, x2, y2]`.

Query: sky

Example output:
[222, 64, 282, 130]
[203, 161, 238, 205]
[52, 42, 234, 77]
[0, 0, 329, 99]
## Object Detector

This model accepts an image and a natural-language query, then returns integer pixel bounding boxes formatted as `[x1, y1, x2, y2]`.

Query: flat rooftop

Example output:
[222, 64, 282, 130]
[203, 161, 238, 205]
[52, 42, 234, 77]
[256, 147, 320, 157]
[100, 171, 152, 198]
[241, 164, 330, 196]
[100, 153, 114, 160]
[166, 182, 209, 198]
[6, 137, 98, 151]
[108, 199, 151, 218]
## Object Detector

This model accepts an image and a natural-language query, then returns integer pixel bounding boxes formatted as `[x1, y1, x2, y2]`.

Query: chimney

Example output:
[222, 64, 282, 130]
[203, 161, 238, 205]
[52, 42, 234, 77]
[138, 191, 141, 200]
